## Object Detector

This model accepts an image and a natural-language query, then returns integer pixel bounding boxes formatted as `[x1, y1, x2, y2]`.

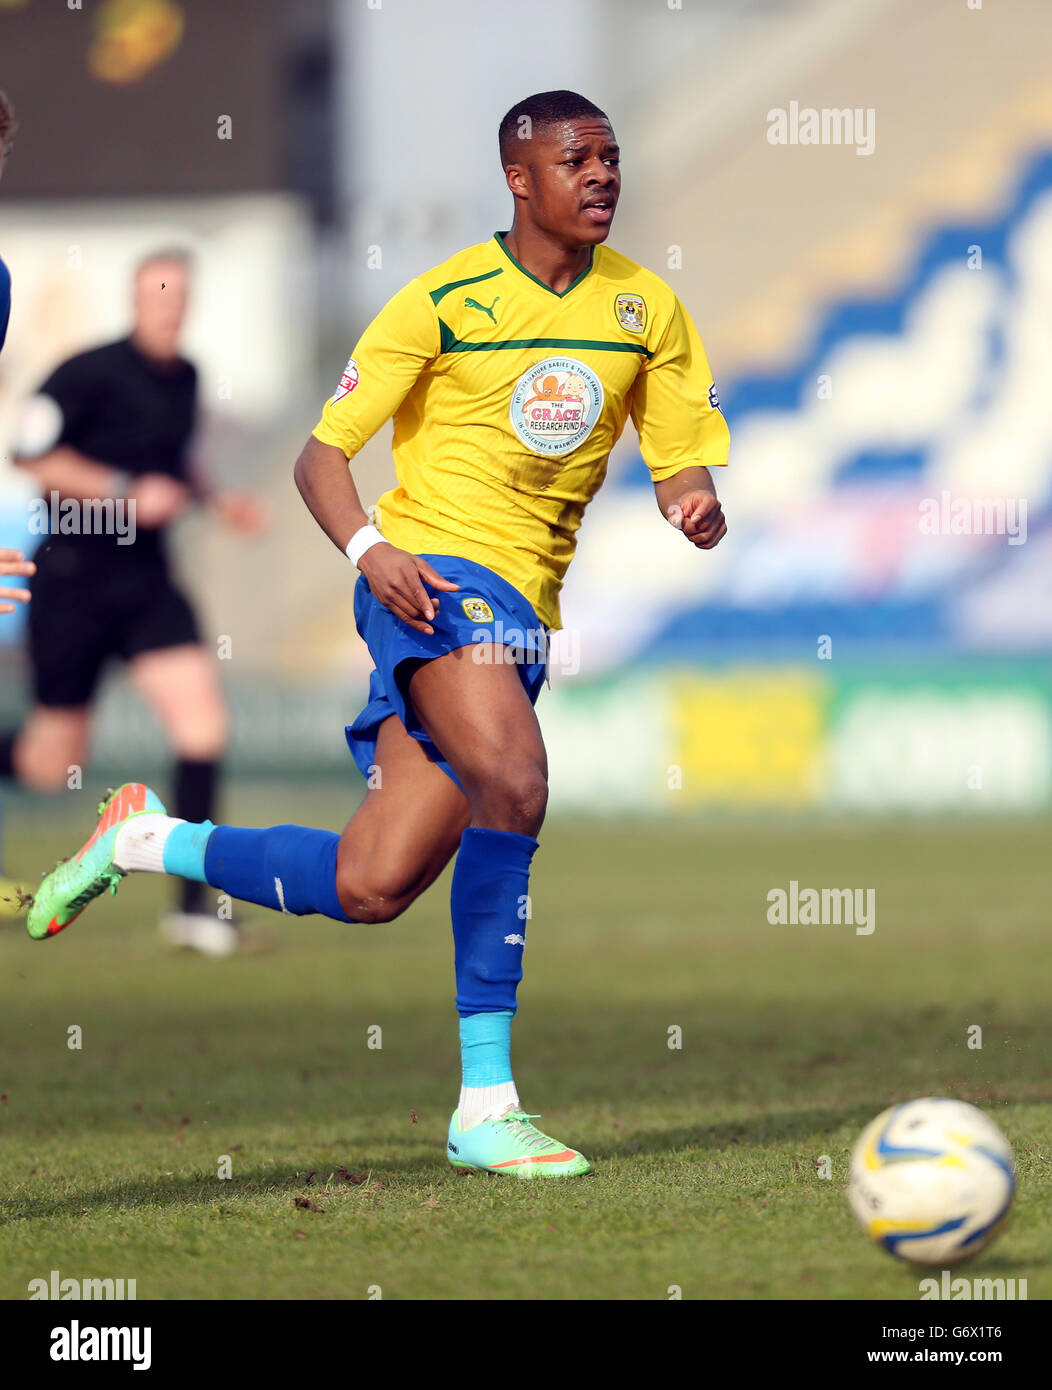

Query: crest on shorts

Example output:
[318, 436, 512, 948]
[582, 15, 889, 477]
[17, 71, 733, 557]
[614, 293, 646, 332]
[461, 597, 494, 623]
[330, 356, 359, 404]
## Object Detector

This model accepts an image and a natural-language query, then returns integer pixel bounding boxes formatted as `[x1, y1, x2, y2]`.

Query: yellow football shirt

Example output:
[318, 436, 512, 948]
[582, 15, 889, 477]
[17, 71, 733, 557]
[313, 232, 728, 629]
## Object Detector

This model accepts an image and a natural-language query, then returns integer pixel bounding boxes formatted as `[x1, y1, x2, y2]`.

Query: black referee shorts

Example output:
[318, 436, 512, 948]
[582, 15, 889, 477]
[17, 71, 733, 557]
[27, 556, 201, 708]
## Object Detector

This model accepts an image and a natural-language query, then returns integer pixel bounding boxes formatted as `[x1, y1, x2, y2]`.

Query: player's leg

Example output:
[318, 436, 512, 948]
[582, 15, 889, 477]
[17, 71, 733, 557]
[0, 555, 106, 793]
[403, 644, 589, 1177]
[0, 564, 104, 916]
[0, 705, 91, 921]
[334, 713, 471, 922]
[26, 710, 468, 938]
[190, 710, 470, 922]
[2, 704, 92, 791]
[127, 641, 232, 952]
[1, 711, 92, 920]
[122, 569, 230, 936]
[1, 705, 90, 918]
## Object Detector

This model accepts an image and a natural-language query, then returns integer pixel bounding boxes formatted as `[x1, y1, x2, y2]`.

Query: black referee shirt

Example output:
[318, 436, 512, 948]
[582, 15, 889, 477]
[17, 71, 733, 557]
[32, 336, 197, 571]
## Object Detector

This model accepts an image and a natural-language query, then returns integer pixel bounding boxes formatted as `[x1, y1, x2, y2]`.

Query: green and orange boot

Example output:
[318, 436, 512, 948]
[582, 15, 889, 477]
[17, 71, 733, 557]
[26, 783, 165, 940]
[447, 1108, 591, 1179]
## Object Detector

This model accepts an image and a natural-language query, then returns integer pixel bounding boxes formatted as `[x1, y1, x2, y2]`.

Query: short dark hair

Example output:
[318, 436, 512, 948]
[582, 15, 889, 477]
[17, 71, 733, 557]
[0, 89, 17, 168]
[498, 90, 609, 168]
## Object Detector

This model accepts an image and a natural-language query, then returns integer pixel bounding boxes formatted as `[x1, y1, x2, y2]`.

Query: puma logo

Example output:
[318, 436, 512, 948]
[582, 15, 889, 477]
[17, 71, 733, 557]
[465, 294, 500, 324]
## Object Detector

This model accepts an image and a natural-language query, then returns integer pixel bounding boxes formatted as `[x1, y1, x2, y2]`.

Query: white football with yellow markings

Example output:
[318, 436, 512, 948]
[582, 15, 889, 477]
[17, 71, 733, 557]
[848, 1098, 1015, 1265]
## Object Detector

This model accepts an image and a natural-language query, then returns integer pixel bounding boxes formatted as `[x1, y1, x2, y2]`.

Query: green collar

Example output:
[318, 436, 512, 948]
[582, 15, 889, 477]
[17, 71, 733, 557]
[493, 231, 596, 298]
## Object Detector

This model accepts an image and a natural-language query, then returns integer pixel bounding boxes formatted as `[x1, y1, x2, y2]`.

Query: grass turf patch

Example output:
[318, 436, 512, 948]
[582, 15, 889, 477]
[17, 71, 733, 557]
[1, 789, 1048, 1299]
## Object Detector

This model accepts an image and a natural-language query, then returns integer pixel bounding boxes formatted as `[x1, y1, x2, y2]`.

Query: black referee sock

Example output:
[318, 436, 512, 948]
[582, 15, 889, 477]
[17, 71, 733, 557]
[0, 732, 18, 781]
[173, 757, 220, 916]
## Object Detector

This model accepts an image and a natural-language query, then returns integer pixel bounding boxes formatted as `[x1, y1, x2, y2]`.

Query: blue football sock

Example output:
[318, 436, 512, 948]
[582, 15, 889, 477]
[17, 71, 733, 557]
[202, 824, 352, 921]
[451, 826, 537, 1016]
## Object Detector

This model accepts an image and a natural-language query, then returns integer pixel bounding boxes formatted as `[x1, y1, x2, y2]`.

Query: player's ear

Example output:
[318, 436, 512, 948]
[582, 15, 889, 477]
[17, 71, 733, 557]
[504, 163, 529, 200]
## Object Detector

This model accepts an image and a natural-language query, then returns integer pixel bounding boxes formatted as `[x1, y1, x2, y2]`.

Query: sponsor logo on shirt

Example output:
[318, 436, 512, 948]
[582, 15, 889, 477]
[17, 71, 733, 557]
[614, 292, 647, 332]
[509, 357, 604, 456]
[330, 357, 359, 404]
[709, 382, 721, 411]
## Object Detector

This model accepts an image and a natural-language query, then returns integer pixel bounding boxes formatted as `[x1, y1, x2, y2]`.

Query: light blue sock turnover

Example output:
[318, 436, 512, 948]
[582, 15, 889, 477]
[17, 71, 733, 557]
[459, 1011, 515, 1087]
[162, 820, 215, 882]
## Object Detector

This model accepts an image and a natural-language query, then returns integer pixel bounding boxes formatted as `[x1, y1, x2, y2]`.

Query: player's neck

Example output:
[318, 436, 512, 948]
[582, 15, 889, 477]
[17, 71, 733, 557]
[502, 223, 593, 295]
[130, 330, 179, 367]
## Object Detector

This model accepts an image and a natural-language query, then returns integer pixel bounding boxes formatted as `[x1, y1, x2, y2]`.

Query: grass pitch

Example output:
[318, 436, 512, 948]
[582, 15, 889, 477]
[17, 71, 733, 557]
[1, 785, 1048, 1300]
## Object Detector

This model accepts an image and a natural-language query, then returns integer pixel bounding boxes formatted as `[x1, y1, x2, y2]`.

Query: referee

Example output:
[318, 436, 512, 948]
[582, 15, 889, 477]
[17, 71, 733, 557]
[0, 250, 267, 953]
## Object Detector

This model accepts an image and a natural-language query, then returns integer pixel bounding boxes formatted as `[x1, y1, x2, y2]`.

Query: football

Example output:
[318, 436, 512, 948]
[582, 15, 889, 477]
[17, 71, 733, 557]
[848, 1098, 1016, 1265]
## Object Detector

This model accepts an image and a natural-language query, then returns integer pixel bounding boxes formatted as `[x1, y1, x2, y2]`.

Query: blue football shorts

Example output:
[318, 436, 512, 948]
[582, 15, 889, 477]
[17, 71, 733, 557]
[345, 554, 549, 789]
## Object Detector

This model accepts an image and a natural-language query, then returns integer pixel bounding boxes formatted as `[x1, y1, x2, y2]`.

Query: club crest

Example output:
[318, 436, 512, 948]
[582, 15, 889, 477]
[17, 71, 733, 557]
[614, 293, 646, 332]
[461, 597, 494, 623]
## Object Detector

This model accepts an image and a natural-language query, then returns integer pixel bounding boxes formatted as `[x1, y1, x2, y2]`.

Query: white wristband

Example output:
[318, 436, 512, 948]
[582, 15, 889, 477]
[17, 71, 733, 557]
[345, 523, 385, 568]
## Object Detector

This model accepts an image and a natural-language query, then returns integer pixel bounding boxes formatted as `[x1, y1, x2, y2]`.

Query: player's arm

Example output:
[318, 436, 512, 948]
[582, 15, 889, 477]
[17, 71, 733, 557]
[186, 463, 269, 535]
[631, 295, 729, 551]
[13, 385, 188, 529]
[16, 442, 123, 499]
[178, 393, 270, 536]
[295, 280, 459, 636]
[653, 465, 726, 549]
[16, 443, 188, 531]
[14, 389, 126, 495]
[294, 437, 458, 637]
[0, 548, 34, 615]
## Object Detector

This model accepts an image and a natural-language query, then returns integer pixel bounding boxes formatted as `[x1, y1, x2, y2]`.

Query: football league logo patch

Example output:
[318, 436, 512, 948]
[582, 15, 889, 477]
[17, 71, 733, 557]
[615, 293, 646, 332]
[461, 597, 494, 623]
[709, 382, 721, 411]
[509, 357, 604, 457]
[330, 357, 360, 404]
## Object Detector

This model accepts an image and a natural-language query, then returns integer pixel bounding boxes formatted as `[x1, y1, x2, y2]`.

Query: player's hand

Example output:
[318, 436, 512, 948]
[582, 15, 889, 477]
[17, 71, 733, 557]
[666, 490, 727, 549]
[214, 491, 271, 535]
[0, 549, 35, 614]
[129, 474, 192, 529]
[358, 545, 460, 636]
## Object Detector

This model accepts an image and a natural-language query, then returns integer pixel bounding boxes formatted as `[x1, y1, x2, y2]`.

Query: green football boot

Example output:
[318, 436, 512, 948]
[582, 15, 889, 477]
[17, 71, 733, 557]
[447, 1108, 591, 1178]
[27, 783, 165, 941]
